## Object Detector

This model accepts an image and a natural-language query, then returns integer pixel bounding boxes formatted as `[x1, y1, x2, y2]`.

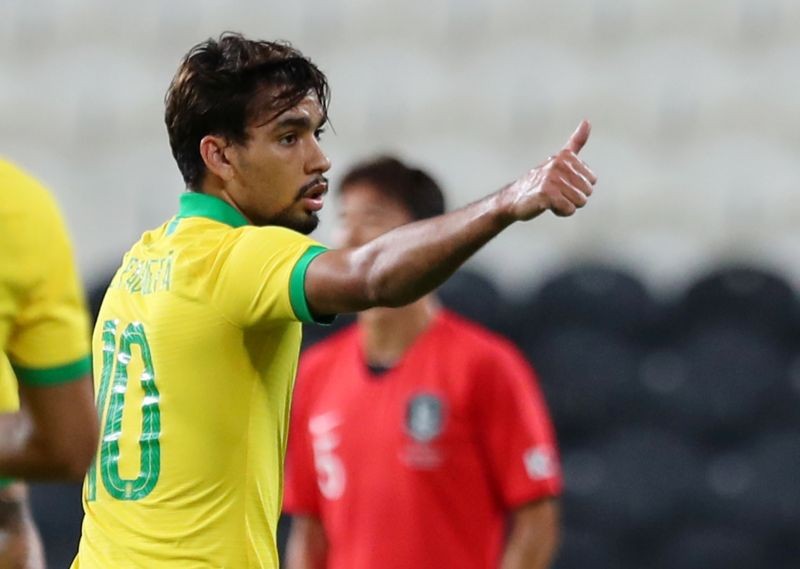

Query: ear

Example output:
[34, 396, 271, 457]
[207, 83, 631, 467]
[199, 135, 235, 181]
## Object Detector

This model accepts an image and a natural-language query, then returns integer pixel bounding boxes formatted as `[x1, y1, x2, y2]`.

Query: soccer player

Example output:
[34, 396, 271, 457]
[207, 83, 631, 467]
[283, 157, 562, 569]
[0, 159, 98, 568]
[73, 32, 596, 568]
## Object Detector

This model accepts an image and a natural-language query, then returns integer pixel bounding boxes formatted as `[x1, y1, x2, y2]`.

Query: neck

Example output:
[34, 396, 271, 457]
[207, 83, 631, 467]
[358, 296, 439, 367]
[198, 180, 252, 224]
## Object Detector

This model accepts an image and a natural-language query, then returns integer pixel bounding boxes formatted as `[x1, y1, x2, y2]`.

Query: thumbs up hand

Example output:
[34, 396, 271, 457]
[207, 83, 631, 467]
[503, 120, 598, 221]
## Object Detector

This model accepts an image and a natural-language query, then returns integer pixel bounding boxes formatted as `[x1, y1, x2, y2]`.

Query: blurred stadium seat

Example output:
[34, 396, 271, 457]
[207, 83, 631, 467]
[642, 324, 790, 443]
[551, 525, 625, 569]
[438, 268, 507, 332]
[654, 525, 766, 569]
[672, 265, 800, 339]
[562, 429, 703, 543]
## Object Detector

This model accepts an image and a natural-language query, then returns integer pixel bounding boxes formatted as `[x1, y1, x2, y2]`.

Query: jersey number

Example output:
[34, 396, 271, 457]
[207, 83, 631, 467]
[87, 320, 161, 501]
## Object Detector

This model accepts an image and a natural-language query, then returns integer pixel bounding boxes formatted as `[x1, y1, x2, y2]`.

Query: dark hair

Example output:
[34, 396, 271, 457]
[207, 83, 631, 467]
[164, 32, 330, 189]
[339, 156, 446, 221]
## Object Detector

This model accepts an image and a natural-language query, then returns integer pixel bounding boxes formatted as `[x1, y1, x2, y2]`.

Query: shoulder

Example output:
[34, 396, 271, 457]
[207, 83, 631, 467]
[229, 225, 323, 250]
[437, 310, 527, 365]
[0, 160, 66, 229]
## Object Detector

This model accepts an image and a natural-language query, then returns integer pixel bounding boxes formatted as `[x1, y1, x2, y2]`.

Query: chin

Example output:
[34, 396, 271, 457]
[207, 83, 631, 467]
[270, 213, 319, 235]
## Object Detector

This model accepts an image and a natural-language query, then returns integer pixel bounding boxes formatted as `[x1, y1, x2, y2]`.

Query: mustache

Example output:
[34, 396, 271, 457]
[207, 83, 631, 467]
[298, 176, 329, 197]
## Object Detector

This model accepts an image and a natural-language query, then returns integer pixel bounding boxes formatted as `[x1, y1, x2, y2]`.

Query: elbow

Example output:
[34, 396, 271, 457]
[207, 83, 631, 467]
[363, 269, 418, 309]
[38, 424, 99, 481]
[349, 247, 422, 309]
[48, 437, 97, 481]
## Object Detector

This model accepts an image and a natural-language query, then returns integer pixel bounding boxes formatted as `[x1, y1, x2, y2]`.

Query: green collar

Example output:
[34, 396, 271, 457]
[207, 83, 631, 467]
[177, 192, 250, 228]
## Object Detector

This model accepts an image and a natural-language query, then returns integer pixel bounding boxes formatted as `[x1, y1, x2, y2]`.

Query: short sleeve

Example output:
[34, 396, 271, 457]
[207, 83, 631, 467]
[283, 358, 321, 515]
[6, 193, 91, 385]
[212, 226, 331, 328]
[473, 345, 562, 508]
[0, 353, 20, 412]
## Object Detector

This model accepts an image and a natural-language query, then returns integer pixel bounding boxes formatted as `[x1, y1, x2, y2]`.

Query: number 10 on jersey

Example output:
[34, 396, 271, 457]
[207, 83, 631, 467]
[87, 320, 162, 501]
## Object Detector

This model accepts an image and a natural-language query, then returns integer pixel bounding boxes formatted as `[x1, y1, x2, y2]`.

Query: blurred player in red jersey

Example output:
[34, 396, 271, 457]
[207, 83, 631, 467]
[284, 157, 562, 569]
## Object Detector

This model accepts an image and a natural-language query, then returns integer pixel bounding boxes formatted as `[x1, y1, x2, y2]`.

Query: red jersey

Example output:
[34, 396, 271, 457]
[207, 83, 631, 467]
[283, 310, 561, 569]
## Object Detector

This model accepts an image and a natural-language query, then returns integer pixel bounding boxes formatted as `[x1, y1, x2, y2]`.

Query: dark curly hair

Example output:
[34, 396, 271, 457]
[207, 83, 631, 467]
[339, 156, 446, 221]
[164, 32, 330, 189]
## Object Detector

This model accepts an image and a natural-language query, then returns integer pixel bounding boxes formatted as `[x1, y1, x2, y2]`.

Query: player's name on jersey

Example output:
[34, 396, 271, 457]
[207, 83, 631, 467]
[109, 253, 174, 295]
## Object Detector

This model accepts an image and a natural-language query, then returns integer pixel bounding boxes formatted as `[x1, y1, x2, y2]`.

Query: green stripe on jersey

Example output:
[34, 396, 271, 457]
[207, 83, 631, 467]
[289, 246, 334, 325]
[14, 355, 91, 386]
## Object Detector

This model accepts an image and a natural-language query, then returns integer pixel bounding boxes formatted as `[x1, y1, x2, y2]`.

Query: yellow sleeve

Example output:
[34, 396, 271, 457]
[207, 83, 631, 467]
[211, 226, 330, 328]
[5, 181, 91, 386]
[0, 353, 20, 413]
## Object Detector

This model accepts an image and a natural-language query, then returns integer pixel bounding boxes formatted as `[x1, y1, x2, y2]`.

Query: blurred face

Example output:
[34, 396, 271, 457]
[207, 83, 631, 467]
[337, 182, 414, 248]
[224, 93, 331, 233]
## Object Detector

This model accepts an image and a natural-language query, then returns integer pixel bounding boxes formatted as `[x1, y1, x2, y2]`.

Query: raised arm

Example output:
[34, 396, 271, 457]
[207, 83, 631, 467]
[305, 121, 597, 315]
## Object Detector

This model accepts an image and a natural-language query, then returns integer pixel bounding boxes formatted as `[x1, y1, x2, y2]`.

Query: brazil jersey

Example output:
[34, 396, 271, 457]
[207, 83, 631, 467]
[73, 192, 330, 568]
[0, 159, 91, 412]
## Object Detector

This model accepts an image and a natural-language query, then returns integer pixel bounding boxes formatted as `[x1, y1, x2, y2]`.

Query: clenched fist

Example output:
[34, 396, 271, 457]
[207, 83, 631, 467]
[503, 120, 597, 221]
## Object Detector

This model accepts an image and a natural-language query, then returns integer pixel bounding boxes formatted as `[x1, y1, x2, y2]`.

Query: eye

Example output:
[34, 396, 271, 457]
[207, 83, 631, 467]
[314, 127, 326, 141]
[279, 132, 297, 146]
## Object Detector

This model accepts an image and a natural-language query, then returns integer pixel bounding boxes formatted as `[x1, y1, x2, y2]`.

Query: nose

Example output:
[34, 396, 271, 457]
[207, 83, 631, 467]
[307, 137, 331, 175]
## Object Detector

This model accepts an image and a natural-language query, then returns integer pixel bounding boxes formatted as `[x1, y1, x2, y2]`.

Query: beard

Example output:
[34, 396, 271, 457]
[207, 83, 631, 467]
[267, 208, 320, 235]
[248, 176, 327, 234]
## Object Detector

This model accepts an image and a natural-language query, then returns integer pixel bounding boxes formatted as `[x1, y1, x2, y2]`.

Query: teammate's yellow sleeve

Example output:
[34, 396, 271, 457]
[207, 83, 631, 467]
[0, 353, 19, 413]
[3, 164, 91, 385]
[211, 226, 329, 328]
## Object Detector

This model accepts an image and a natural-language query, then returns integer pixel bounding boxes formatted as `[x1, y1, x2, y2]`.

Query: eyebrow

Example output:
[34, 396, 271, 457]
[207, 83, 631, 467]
[260, 114, 327, 131]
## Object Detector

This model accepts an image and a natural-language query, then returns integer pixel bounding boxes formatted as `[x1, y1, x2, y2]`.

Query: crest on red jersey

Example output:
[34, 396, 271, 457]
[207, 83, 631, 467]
[406, 394, 445, 442]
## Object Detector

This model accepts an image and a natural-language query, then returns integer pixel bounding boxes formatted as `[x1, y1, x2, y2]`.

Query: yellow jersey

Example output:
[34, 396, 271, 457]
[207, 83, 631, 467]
[74, 192, 329, 568]
[0, 159, 91, 486]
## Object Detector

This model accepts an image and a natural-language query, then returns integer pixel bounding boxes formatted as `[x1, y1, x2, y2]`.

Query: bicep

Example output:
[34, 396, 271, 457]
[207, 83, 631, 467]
[510, 498, 560, 536]
[304, 247, 377, 316]
[503, 499, 561, 569]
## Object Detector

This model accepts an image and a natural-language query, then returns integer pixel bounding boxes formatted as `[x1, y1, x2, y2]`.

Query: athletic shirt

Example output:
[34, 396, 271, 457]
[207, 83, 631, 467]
[73, 192, 329, 568]
[0, 159, 91, 408]
[284, 310, 562, 569]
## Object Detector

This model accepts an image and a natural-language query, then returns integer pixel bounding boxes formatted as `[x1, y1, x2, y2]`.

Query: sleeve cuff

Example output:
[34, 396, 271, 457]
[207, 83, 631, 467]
[13, 355, 92, 386]
[289, 245, 336, 325]
[504, 478, 563, 510]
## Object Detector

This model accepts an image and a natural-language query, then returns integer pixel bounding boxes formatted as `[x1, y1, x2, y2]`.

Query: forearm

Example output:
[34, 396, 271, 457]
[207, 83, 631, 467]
[360, 190, 516, 307]
[308, 189, 520, 314]
[0, 410, 78, 480]
[286, 516, 328, 569]
[0, 379, 98, 481]
[0, 484, 45, 569]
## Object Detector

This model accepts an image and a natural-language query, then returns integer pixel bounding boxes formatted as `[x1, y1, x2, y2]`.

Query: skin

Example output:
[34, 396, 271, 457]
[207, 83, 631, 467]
[0, 378, 98, 481]
[198, 91, 597, 317]
[500, 500, 561, 569]
[285, 182, 561, 569]
[0, 484, 45, 569]
[0, 377, 98, 569]
[199, 93, 331, 234]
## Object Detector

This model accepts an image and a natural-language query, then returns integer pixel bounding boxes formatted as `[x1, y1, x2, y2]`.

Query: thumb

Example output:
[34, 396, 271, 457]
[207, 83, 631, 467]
[562, 120, 591, 154]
